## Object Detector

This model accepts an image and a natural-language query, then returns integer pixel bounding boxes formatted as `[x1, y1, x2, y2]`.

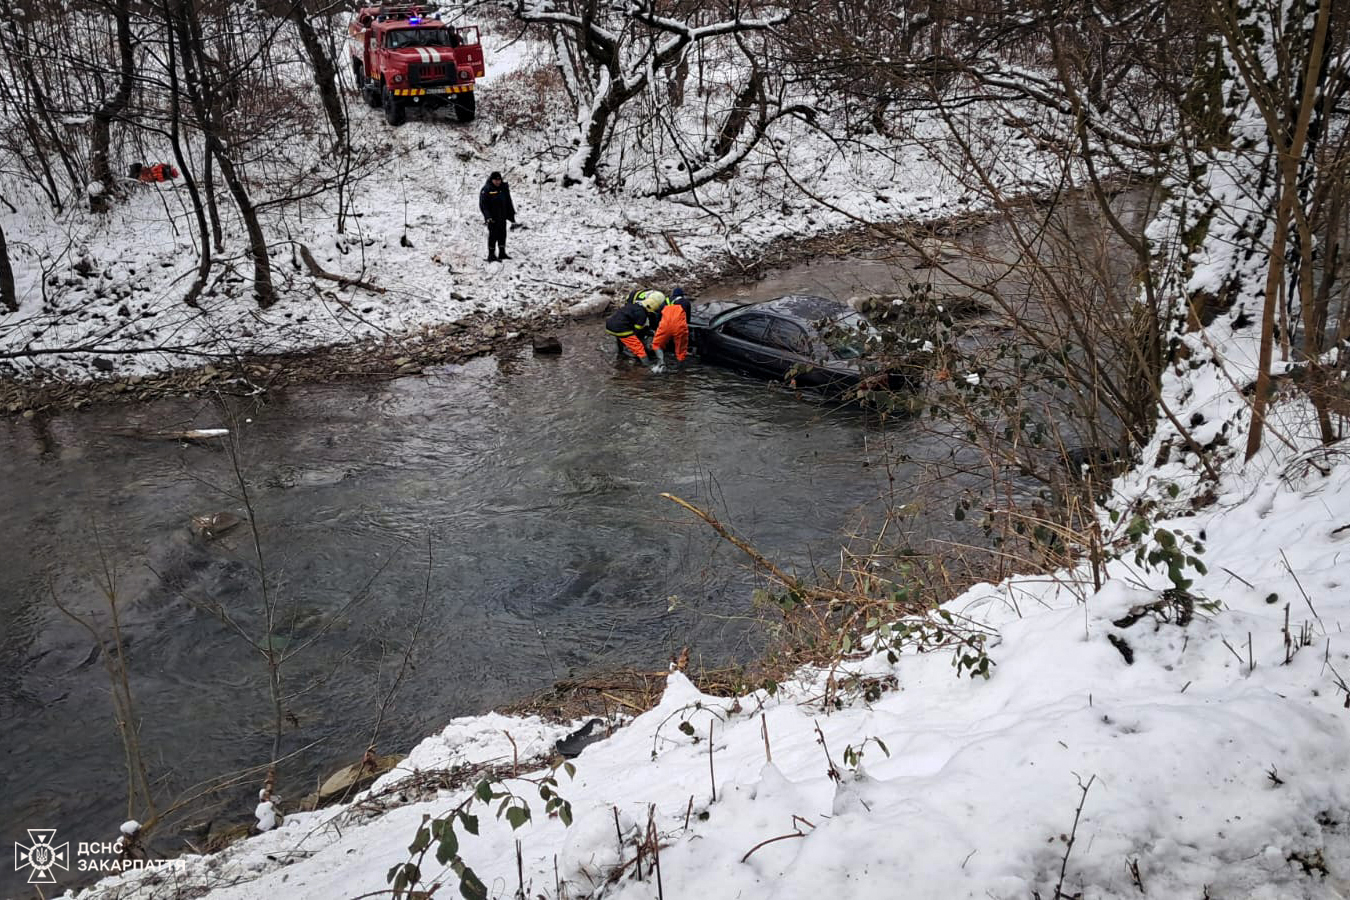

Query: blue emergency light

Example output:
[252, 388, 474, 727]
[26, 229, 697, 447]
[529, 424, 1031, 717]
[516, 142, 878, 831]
[408, 15, 421, 23]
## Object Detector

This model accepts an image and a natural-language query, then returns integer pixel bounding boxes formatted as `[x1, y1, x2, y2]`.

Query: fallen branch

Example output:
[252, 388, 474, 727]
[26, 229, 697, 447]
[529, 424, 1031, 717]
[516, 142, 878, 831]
[298, 244, 386, 294]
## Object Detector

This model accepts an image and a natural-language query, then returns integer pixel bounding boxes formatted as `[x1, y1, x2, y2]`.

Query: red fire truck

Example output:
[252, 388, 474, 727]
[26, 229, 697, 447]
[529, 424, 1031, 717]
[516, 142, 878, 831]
[348, 4, 484, 126]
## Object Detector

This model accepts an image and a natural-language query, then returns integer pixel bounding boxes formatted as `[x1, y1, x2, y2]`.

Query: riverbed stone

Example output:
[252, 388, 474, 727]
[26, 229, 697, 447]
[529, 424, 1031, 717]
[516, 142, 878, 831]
[533, 335, 563, 355]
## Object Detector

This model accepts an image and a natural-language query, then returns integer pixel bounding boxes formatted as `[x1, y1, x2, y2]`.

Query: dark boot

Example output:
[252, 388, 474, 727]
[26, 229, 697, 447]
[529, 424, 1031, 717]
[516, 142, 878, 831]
[499, 252, 512, 260]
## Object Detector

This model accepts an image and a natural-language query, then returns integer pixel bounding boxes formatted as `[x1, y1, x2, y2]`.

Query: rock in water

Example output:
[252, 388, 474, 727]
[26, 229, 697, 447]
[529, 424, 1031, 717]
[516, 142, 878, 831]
[533, 335, 563, 355]
[190, 511, 244, 540]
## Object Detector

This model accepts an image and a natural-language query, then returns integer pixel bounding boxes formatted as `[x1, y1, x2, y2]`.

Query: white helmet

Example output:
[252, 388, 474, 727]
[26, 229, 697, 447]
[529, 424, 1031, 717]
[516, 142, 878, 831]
[640, 291, 667, 314]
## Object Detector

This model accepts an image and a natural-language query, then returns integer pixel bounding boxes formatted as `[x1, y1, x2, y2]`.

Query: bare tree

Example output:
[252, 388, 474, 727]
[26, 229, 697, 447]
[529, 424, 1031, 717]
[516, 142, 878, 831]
[88, 0, 137, 211]
[516, 0, 797, 188]
[1203, 0, 1350, 456]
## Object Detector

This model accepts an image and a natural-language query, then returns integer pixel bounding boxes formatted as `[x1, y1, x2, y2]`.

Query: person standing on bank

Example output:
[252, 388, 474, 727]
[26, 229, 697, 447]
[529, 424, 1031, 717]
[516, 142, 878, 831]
[479, 171, 516, 262]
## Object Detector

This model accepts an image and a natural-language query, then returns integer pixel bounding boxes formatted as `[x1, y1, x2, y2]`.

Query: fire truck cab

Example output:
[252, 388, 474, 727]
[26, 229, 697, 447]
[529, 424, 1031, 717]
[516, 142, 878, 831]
[348, 4, 484, 126]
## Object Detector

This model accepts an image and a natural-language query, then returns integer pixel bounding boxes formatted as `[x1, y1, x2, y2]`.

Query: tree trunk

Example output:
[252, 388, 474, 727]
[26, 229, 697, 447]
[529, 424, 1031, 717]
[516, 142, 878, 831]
[163, 0, 208, 307]
[710, 68, 763, 162]
[0, 222, 16, 313]
[89, 0, 135, 211]
[1242, 0, 1331, 460]
[174, 0, 276, 307]
[212, 144, 277, 307]
[288, 3, 346, 141]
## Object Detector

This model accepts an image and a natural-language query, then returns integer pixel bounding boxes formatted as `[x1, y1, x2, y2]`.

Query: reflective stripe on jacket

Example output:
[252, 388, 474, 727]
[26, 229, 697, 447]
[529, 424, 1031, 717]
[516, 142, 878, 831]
[605, 301, 653, 337]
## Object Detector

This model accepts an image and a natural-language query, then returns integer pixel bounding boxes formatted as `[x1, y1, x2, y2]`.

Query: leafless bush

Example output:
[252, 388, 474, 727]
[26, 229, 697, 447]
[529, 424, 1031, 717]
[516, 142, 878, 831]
[488, 63, 570, 133]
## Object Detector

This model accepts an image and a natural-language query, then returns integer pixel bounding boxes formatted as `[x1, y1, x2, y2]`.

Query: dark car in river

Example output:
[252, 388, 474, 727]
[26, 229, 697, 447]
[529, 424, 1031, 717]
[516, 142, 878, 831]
[688, 294, 920, 397]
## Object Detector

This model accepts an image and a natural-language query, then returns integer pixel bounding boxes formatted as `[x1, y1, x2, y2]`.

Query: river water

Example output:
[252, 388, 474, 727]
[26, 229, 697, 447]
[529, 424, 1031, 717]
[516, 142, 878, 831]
[0, 190, 1152, 898]
[0, 324, 924, 895]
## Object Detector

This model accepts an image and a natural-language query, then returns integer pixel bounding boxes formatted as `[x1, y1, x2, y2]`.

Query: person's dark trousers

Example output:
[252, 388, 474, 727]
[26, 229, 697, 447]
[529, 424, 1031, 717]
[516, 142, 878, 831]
[487, 220, 508, 259]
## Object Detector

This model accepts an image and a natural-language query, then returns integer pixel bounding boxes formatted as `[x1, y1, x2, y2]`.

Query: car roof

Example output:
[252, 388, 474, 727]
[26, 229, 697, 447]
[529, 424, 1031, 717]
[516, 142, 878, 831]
[756, 294, 854, 322]
[696, 294, 860, 329]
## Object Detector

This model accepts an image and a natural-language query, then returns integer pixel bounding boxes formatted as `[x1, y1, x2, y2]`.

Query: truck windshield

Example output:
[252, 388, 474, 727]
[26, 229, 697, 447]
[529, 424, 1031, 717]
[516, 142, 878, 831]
[385, 28, 459, 48]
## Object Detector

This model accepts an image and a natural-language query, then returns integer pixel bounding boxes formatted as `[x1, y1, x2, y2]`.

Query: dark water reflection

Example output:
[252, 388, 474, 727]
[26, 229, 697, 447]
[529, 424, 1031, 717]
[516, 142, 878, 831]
[0, 189, 1151, 897]
[0, 330, 919, 896]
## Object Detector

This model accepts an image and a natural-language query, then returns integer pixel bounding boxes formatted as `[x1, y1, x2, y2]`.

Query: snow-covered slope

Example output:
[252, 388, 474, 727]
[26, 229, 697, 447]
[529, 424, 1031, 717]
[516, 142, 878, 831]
[58, 431, 1350, 899]
[0, 35, 1055, 386]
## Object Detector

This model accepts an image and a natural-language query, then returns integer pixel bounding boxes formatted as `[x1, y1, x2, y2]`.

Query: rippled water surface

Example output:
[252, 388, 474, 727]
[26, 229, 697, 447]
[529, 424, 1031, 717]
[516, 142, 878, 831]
[1, 191, 1153, 897]
[0, 325, 921, 896]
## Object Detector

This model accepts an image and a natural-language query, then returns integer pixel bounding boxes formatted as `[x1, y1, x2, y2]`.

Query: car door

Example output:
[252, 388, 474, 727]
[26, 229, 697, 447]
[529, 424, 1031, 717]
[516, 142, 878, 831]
[712, 313, 778, 375]
[762, 319, 818, 384]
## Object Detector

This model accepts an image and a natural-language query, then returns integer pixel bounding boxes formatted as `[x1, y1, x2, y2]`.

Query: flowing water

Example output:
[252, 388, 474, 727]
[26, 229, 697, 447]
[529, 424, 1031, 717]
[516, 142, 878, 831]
[0, 190, 1153, 898]
[0, 329, 922, 896]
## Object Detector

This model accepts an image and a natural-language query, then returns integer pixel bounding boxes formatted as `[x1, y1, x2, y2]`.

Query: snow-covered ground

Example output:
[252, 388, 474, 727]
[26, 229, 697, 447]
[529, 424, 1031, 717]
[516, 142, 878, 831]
[20, 18, 1350, 900]
[0, 34, 1051, 387]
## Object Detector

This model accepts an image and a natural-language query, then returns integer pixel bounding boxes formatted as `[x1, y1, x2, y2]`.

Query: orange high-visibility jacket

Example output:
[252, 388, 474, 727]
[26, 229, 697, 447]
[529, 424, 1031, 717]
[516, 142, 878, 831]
[650, 301, 689, 361]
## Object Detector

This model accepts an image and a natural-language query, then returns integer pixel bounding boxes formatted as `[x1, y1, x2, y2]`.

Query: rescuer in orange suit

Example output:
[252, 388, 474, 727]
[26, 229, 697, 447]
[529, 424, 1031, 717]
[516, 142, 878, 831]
[605, 290, 665, 366]
[649, 287, 691, 372]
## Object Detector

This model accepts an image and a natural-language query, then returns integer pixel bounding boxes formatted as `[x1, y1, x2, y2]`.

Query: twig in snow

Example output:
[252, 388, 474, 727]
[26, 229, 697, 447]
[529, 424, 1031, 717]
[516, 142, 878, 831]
[297, 243, 385, 294]
[1280, 549, 1324, 632]
[761, 713, 772, 764]
[1323, 645, 1350, 708]
[515, 839, 524, 899]
[1126, 857, 1145, 893]
[708, 720, 717, 802]
[648, 805, 664, 900]
[813, 720, 842, 782]
[1219, 636, 1245, 668]
[740, 830, 806, 864]
[1053, 773, 1096, 900]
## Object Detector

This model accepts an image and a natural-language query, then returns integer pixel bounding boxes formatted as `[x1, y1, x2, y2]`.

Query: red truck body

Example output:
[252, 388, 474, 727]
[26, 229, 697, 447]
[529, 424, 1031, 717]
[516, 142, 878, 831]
[348, 4, 484, 126]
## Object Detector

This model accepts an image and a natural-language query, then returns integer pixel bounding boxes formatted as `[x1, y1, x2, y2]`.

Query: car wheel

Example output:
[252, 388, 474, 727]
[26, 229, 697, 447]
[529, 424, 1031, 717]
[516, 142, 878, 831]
[454, 91, 475, 123]
[383, 88, 406, 126]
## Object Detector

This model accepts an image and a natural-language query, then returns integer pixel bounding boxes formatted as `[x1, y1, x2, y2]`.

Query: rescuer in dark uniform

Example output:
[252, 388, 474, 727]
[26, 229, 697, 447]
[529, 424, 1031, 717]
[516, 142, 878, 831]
[478, 171, 516, 262]
[605, 290, 665, 365]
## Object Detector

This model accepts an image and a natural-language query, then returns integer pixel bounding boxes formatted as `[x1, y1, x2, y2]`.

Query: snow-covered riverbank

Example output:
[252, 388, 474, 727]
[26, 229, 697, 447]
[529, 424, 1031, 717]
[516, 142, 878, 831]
[18, 15, 1350, 900]
[55, 375, 1350, 899]
[0, 35, 1049, 394]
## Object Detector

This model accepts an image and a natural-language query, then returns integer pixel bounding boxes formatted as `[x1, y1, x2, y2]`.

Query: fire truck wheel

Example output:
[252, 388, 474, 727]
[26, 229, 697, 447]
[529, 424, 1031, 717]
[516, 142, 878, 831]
[382, 89, 406, 126]
[364, 84, 382, 109]
[454, 92, 476, 123]
[351, 59, 363, 84]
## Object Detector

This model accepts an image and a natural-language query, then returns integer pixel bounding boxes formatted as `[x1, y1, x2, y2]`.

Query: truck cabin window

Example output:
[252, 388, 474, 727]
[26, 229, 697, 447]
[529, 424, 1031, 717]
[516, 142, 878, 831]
[385, 27, 459, 49]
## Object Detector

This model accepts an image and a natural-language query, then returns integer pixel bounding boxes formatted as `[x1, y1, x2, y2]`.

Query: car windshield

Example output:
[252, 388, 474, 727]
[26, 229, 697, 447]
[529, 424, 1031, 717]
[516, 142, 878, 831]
[386, 27, 456, 48]
[816, 312, 867, 360]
